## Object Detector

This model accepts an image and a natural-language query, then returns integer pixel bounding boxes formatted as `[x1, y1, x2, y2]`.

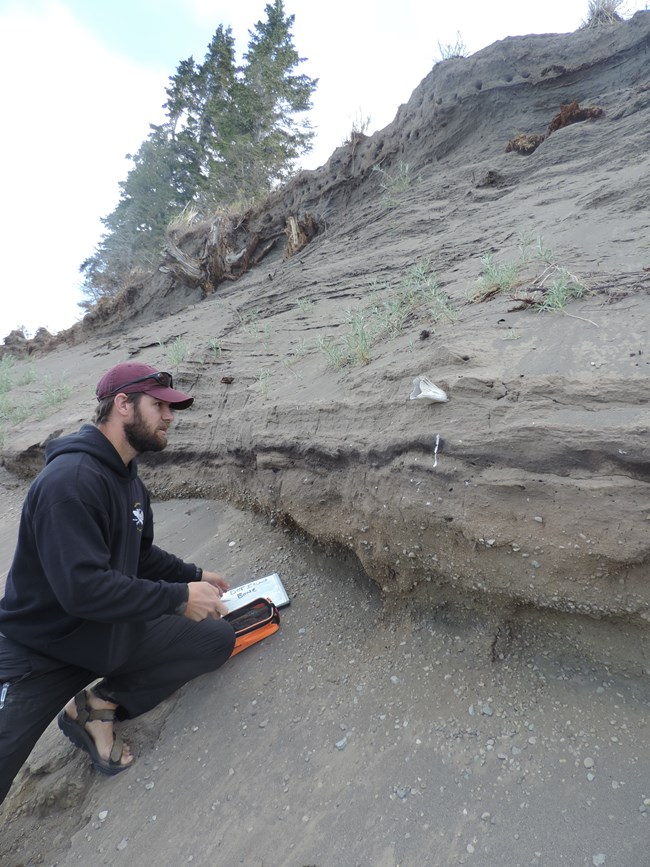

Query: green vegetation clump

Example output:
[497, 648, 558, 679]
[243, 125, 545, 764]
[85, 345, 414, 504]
[257, 368, 272, 397]
[316, 336, 347, 370]
[372, 161, 412, 208]
[0, 369, 74, 446]
[373, 261, 456, 336]
[471, 254, 519, 301]
[208, 339, 222, 359]
[469, 235, 587, 312]
[0, 357, 16, 394]
[535, 268, 586, 311]
[164, 337, 190, 367]
[316, 260, 455, 369]
[296, 297, 313, 314]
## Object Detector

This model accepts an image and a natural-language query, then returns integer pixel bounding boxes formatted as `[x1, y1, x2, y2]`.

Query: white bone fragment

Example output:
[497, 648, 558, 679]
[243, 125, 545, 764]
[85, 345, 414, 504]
[409, 375, 448, 403]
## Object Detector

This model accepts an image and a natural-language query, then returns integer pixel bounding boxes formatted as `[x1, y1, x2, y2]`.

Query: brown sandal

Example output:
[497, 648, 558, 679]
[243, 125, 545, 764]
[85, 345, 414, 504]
[57, 690, 132, 776]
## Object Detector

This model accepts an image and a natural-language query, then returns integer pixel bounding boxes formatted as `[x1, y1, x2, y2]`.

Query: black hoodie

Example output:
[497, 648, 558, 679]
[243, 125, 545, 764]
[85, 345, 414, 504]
[0, 425, 196, 674]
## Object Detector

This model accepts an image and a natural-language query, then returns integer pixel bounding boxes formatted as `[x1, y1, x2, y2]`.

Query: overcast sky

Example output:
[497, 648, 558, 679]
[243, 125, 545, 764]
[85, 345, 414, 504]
[0, 0, 647, 339]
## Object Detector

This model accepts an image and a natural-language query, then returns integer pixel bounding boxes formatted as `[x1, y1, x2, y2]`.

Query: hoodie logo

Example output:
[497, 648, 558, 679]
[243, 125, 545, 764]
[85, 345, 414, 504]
[132, 503, 144, 531]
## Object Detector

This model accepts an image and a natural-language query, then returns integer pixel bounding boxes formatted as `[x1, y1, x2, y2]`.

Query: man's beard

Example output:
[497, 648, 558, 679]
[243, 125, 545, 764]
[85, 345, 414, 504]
[124, 405, 168, 454]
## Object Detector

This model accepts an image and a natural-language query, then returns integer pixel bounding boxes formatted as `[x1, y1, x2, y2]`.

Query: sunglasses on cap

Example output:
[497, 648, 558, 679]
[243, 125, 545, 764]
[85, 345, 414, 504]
[103, 371, 173, 398]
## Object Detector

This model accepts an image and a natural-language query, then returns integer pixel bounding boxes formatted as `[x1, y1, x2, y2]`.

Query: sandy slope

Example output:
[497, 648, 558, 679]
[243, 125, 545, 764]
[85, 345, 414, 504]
[1, 488, 650, 866]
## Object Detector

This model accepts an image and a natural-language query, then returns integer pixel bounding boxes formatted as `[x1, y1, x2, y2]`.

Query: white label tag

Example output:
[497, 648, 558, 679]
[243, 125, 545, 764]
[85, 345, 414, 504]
[221, 573, 290, 612]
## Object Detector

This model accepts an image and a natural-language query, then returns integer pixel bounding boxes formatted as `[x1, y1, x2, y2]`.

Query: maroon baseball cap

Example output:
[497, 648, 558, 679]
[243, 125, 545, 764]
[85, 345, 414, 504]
[95, 362, 194, 409]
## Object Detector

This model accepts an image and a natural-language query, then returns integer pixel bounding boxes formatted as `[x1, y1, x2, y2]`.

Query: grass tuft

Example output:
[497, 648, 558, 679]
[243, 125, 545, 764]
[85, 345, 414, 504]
[316, 260, 455, 369]
[436, 32, 468, 61]
[288, 338, 310, 363]
[469, 236, 587, 312]
[0, 357, 16, 394]
[535, 268, 586, 311]
[0, 373, 74, 436]
[164, 337, 189, 367]
[167, 203, 202, 238]
[296, 297, 313, 314]
[581, 0, 625, 27]
[343, 109, 371, 147]
[372, 161, 412, 208]
[471, 254, 520, 301]
[257, 368, 272, 397]
[344, 310, 374, 365]
[316, 335, 347, 370]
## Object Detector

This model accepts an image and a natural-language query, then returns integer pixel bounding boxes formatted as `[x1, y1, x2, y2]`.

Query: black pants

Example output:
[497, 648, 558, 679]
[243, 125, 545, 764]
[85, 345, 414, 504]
[0, 615, 235, 805]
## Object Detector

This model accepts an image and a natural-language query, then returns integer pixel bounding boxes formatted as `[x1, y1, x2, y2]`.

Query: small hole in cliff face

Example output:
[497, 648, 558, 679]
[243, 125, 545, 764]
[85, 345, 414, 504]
[475, 80, 482, 90]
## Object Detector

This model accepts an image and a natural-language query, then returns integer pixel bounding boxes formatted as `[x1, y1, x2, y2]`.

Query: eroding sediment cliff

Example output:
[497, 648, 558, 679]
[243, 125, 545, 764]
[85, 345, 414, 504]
[3, 12, 650, 626]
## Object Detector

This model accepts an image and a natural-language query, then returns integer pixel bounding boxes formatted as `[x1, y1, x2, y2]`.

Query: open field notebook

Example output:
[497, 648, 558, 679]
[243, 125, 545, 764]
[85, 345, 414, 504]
[221, 572, 290, 613]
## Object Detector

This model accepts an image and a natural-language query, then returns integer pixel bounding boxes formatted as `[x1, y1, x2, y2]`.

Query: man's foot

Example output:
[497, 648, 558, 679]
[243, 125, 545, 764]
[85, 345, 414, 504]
[58, 689, 133, 775]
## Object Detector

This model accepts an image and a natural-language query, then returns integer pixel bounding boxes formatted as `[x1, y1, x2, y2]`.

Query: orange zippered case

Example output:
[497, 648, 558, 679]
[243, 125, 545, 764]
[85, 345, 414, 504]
[224, 597, 280, 656]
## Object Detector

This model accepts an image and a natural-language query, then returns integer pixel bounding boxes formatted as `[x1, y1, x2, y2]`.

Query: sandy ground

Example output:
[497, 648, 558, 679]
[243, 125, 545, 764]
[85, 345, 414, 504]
[1, 479, 649, 867]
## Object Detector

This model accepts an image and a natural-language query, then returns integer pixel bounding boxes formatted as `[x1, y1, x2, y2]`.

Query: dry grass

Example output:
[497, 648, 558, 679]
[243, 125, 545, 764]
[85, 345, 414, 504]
[167, 204, 202, 239]
[343, 109, 371, 147]
[436, 32, 468, 62]
[581, 0, 625, 27]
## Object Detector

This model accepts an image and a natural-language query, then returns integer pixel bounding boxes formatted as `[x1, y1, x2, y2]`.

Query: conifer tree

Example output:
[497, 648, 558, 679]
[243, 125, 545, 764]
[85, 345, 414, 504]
[238, 0, 316, 199]
[80, 5, 316, 307]
[79, 127, 197, 303]
[191, 25, 245, 206]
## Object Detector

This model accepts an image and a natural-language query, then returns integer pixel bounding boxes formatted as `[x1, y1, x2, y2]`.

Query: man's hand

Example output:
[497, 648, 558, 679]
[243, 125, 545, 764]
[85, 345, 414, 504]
[201, 570, 229, 595]
[184, 582, 229, 621]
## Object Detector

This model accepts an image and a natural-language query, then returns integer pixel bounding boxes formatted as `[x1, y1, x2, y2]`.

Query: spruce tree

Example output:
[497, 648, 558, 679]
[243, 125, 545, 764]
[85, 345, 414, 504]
[79, 126, 199, 303]
[192, 25, 245, 207]
[80, 5, 317, 308]
[238, 0, 316, 199]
